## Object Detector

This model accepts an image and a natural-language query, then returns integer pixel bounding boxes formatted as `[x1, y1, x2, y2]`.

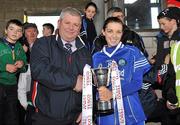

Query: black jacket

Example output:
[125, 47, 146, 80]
[80, 16, 97, 52]
[155, 28, 180, 104]
[92, 25, 148, 57]
[30, 35, 91, 122]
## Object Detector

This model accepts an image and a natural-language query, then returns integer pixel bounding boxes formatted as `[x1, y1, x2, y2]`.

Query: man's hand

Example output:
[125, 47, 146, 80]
[76, 112, 82, 125]
[164, 54, 170, 64]
[22, 44, 28, 53]
[15, 60, 24, 68]
[6, 64, 18, 73]
[73, 75, 83, 92]
[166, 100, 178, 110]
[98, 86, 112, 101]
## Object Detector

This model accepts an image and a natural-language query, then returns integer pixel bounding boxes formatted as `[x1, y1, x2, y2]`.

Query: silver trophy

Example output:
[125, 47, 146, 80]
[92, 67, 113, 114]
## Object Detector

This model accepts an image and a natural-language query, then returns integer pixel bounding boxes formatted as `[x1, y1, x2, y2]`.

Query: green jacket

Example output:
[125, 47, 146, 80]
[0, 39, 27, 85]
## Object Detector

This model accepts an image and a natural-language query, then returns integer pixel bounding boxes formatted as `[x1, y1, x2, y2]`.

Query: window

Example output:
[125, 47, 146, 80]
[25, 16, 59, 38]
[124, 0, 162, 29]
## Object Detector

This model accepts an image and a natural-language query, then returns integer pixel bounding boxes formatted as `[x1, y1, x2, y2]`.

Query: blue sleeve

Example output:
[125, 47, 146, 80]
[122, 71, 143, 97]
[122, 47, 151, 97]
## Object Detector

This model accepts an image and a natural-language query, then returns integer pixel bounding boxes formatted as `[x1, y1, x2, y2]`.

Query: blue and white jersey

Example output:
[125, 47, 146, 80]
[93, 42, 151, 125]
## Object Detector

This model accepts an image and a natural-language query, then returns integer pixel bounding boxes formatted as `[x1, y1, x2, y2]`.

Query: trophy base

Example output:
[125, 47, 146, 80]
[96, 100, 114, 114]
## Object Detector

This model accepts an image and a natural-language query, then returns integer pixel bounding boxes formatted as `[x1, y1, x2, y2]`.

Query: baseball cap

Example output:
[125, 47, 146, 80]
[157, 7, 180, 24]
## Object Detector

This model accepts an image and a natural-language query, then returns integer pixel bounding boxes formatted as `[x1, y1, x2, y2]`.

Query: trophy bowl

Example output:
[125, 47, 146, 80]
[91, 67, 113, 114]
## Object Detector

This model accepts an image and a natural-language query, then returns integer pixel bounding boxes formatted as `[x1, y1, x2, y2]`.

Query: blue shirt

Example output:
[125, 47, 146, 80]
[93, 42, 151, 125]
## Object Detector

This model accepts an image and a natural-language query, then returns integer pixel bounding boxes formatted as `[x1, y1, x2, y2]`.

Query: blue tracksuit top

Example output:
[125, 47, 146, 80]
[93, 42, 151, 125]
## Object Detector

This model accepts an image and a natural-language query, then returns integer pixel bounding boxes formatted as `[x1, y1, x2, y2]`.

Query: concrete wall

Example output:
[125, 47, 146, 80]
[0, 0, 90, 37]
[0, 0, 162, 56]
[138, 30, 158, 58]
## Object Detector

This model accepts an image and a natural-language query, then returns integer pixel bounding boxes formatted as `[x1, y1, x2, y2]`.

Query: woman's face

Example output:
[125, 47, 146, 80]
[158, 17, 176, 34]
[102, 22, 123, 47]
[84, 6, 96, 20]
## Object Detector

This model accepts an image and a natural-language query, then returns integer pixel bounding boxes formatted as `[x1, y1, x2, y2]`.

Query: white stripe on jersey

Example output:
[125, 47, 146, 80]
[134, 58, 149, 69]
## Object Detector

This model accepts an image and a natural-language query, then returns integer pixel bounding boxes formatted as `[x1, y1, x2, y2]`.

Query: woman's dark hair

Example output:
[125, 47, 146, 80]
[85, 2, 98, 12]
[103, 17, 124, 31]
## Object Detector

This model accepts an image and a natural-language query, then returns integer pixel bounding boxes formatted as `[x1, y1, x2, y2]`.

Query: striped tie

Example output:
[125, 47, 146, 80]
[65, 43, 72, 53]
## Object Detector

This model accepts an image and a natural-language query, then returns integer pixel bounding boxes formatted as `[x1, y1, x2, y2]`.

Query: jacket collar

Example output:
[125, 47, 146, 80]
[56, 34, 86, 50]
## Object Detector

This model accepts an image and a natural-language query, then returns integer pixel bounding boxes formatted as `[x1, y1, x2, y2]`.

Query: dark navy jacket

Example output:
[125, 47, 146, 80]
[30, 35, 91, 123]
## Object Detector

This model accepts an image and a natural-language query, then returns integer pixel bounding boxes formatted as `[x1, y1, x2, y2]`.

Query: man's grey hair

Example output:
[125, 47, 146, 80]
[59, 7, 82, 23]
[107, 7, 124, 18]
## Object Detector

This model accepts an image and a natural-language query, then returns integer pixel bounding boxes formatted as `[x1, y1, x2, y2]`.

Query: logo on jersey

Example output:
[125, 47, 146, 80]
[106, 59, 113, 68]
[98, 64, 103, 68]
[118, 58, 127, 66]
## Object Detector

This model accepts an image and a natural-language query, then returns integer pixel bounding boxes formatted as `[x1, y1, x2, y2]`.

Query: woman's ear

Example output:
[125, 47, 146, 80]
[102, 29, 105, 36]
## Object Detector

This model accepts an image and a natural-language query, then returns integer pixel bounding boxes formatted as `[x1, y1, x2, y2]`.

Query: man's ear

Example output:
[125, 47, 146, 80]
[5, 29, 7, 35]
[57, 19, 61, 27]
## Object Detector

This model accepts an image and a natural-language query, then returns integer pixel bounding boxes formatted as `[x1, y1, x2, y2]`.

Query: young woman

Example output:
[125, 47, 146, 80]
[93, 17, 151, 125]
[80, 2, 97, 52]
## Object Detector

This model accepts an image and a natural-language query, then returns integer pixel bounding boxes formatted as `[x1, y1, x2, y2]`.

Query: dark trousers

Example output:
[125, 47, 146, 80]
[147, 99, 179, 125]
[0, 84, 19, 125]
[18, 103, 35, 125]
[32, 112, 79, 125]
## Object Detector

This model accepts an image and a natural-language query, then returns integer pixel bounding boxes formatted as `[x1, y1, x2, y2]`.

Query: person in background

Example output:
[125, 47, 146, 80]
[30, 7, 91, 125]
[167, 0, 180, 7]
[80, 1, 97, 52]
[154, 7, 180, 124]
[18, 22, 38, 125]
[93, 17, 150, 125]
[20, 23, 39, 63]
[42, 23, 54, 37]
[0, 19, 27, 125]
[92, 7, 148, 58]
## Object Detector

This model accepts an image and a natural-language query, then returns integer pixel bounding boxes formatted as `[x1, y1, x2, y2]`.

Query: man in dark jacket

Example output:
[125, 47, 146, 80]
[30, 7, 91, 125]
[92, 7, 148, 58]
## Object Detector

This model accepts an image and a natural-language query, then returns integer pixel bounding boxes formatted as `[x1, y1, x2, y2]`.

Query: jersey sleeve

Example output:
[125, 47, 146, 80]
[122, 47, 151, 97]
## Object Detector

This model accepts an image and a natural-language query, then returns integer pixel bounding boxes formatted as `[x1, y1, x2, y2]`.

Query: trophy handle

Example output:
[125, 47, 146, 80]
[107, 68, 111, 86]
[91, 69, 97, 87]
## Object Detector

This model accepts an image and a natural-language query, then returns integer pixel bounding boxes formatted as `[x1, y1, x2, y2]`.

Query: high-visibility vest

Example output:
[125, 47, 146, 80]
[171, 41, 180, 107]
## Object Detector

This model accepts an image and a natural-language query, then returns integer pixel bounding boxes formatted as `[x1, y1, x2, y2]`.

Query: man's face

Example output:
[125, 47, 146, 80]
[5, 23, 23, 43]
[112, 12, 124, 23]
[58, 13, 81, 42]
[42, 26, 52, 37]
[24, 27, 38, 44]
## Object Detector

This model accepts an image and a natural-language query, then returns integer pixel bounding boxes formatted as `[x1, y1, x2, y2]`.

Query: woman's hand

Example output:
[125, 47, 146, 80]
[98, 86, 112, 101]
